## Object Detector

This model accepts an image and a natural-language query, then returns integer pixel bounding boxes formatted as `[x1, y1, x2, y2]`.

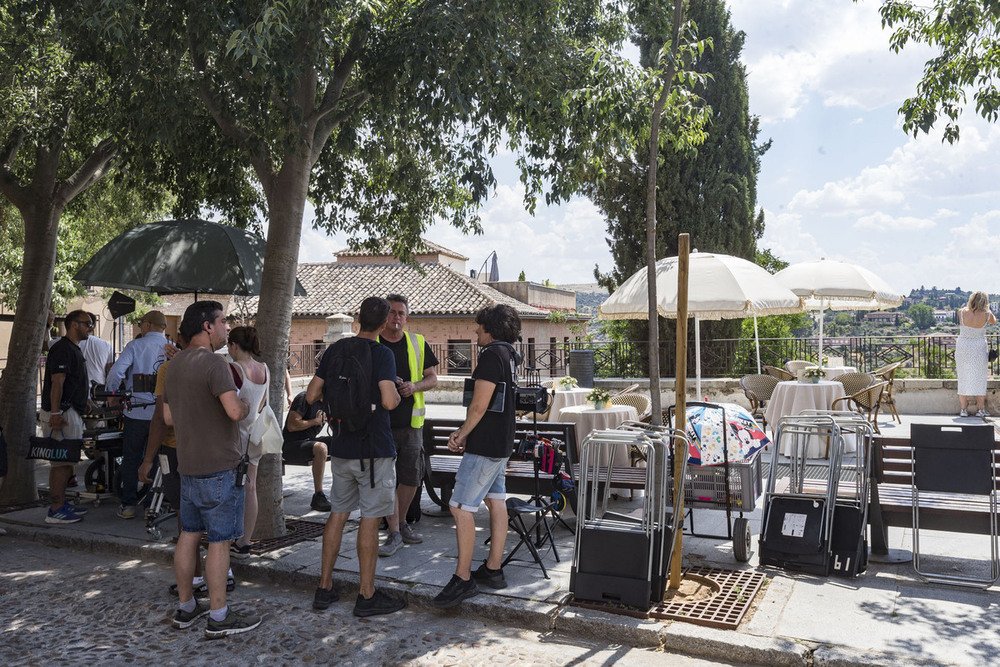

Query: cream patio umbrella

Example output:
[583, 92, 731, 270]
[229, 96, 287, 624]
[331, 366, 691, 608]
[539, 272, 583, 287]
[773, 259, 903, 365]
[599, 252, 804, 398]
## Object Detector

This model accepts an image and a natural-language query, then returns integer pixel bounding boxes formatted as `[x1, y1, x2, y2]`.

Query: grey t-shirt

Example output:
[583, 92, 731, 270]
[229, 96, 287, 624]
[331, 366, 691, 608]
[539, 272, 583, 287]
[164, 347, 240, 476]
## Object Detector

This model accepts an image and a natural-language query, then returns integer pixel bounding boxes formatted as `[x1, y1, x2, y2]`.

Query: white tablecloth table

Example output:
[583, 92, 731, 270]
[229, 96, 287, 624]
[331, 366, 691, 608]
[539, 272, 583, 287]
[546, 388, 591, 421]
[764, 380, 851, 458]
[821, 366, 858, 381]
[558, 404, 639, 465]
[558, 404, 640, 491]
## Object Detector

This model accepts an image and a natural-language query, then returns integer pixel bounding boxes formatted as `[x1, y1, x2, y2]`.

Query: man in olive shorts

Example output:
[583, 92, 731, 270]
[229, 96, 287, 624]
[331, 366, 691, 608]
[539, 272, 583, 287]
[309, 297, 405, 617]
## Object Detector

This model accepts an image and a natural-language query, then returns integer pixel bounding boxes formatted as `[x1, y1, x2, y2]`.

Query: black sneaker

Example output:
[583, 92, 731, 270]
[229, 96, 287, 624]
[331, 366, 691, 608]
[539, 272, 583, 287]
[471, 562, 508, 589]
[205, 609, 262, 639]
[313, 585, 339, 610]
[353, 589, 406, 617]
[172, 599, 210, 629]
[310, 492, 332, 512]
[432, 574, 478, 608]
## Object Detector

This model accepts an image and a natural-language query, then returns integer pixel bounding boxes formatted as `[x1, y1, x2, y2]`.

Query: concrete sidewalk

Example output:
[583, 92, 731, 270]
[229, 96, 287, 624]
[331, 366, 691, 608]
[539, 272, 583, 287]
[3, 405, 999, 666]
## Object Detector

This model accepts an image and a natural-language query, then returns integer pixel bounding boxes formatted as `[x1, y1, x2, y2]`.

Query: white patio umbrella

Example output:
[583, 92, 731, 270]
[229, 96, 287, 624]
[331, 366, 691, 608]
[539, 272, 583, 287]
[598, 252, 804, 398]
[774, 259, 903, 364]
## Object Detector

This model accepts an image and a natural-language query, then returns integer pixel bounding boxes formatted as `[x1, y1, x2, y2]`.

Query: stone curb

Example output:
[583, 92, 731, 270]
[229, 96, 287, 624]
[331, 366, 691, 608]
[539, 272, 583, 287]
[0, 522, 901, 667]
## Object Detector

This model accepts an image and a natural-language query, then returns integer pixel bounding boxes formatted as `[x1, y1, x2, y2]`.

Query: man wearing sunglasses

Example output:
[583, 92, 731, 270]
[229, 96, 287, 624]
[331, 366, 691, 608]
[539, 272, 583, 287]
[40, 310, 93, 523]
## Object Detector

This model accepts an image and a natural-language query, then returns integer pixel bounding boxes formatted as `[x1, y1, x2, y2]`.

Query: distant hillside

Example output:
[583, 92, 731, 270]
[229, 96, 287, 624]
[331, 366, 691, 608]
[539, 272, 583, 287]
[559, 283, 608, 316]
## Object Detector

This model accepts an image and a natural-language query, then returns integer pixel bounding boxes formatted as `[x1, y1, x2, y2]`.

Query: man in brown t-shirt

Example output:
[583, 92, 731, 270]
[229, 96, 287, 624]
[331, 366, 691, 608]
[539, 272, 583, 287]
[163, 301, 259, 639]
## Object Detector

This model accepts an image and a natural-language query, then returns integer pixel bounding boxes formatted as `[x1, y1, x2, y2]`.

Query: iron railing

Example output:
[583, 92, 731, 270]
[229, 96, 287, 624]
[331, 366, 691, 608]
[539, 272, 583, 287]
[290, 334, 993, 379]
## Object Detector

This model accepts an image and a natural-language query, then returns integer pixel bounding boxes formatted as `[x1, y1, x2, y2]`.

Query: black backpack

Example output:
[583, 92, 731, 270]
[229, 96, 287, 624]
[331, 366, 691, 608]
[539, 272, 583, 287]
[320, 337, 375, 434]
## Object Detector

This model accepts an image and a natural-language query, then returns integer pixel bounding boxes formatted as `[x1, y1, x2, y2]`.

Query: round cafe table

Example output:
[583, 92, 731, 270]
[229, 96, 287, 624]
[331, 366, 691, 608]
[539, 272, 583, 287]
[796, 365, 859, 381]
[545, 387, 591, 421]
[763, 380, 851, 458]
[558, 403, 639, 492]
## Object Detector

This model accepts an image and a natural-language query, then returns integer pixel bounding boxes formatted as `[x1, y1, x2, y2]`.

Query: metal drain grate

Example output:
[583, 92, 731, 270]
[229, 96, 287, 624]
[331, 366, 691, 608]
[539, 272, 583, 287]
[648, 566, 765, 630]
[249, 518, 326, 555]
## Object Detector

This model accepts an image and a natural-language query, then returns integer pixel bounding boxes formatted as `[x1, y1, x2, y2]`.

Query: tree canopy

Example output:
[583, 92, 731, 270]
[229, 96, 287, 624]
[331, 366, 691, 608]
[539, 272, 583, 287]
[877, 0, 1000, 142]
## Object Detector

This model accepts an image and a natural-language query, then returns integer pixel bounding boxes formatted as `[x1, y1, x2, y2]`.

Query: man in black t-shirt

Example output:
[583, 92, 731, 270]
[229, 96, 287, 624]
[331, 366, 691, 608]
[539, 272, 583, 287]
[376, 294, 438, 557]
[40, 309, 93, 524]
[282, 391, 331, 511]
[308, 297, 406, 618]
[432, 304, 521, 609]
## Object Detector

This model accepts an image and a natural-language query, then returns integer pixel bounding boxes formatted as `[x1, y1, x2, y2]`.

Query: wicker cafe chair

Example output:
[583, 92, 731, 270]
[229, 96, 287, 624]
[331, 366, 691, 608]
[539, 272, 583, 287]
[873, 361, 903, 424]
[610, 392, 651, 421]
[740, 374, 779, 432]
[785, 359, 816, 375]
[831, 380, 888, 434]
[763, 365, 795, 381]
[833, 371, 875, 398]
[612, 383, 640, 398]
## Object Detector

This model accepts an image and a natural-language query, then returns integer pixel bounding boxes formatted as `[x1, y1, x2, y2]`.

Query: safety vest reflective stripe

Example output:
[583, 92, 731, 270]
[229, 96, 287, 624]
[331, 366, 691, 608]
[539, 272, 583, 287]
[404, 331, 426, 427]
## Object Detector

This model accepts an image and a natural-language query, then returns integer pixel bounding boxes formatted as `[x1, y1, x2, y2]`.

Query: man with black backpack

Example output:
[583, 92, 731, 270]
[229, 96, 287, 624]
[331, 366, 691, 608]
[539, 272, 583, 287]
[432, 304, 521, 608]
[307, 296, 405, 617]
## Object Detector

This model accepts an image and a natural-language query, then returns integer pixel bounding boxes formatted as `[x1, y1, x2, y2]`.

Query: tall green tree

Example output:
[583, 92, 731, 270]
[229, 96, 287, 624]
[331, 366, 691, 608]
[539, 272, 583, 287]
[78, 0, 688, 536]
[876, 1, 1000, 142]
[909, 303, 936, 329]
[593, 0, 769, 358]
[0, 5, 120, 503]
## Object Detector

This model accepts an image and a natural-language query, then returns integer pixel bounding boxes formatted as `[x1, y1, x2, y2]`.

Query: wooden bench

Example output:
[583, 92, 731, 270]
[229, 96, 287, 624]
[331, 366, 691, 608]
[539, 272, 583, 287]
[869, 431, 1000, 554]
[421, 418, 648, 510]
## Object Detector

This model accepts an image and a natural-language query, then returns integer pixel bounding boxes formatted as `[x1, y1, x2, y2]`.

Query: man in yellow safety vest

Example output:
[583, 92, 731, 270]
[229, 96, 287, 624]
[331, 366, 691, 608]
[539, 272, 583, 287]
[377, 293, 439, 556]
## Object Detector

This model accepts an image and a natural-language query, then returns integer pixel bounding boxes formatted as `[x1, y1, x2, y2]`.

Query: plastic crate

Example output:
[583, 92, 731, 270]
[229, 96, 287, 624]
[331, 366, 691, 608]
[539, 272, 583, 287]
[681, 451, 763, 511]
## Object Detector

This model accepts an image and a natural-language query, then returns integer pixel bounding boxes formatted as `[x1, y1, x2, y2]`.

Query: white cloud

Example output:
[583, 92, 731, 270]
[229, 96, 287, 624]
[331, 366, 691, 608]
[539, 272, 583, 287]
[730, 0, 933, 125]
[853, 211, 934, 231]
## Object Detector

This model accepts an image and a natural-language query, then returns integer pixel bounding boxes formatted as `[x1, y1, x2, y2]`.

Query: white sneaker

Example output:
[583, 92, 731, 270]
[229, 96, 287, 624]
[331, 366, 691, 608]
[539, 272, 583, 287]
[978, 409, 990, 418]
[960, 409, 969, 417]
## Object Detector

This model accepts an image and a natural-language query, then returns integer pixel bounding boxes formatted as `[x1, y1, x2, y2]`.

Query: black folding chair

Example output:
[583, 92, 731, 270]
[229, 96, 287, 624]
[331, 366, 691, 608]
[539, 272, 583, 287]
[911, 423, 999, 588]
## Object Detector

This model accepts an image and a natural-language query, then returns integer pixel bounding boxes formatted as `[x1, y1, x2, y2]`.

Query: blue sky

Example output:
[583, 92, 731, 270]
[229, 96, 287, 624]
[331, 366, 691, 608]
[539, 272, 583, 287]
[300, 1, 1000, 295]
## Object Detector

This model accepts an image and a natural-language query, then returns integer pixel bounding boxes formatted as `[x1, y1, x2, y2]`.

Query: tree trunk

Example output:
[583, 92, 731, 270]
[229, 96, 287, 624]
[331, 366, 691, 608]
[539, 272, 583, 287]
[0, 206, 62, 504]
[251, 154, 312, 539]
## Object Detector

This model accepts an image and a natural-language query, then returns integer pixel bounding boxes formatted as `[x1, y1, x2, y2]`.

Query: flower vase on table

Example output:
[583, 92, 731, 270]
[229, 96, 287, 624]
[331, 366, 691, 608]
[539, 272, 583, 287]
[802, 368, 824, 384]
[586, 388, 611, 410]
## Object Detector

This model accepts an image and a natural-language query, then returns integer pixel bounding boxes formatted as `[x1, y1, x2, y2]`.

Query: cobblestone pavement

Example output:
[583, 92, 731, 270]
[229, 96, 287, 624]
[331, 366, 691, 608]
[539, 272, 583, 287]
[2, 537, 743, 666]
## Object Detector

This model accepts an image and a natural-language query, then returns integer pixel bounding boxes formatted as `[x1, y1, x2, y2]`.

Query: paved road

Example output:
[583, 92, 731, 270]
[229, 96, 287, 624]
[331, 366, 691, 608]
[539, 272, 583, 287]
[2, 537, 744, 666]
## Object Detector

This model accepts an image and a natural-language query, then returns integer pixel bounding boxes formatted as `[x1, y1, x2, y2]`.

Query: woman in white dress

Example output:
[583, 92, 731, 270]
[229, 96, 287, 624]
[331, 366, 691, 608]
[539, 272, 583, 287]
[227, 326, 270, 558]
[956, 291, 996, 417]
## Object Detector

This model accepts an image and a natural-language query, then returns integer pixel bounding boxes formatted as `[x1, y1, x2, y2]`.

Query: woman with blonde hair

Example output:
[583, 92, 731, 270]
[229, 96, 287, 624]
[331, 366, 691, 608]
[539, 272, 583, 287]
[956, 291, 996, 417]
[227, 326, 270, 558]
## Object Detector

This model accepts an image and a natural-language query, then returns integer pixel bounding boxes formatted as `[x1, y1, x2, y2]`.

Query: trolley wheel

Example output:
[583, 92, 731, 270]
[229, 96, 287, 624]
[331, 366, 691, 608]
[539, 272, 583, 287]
[733, 517, 752, 562]
[552, 490, 567, 512]
[148, 526, 162, 541]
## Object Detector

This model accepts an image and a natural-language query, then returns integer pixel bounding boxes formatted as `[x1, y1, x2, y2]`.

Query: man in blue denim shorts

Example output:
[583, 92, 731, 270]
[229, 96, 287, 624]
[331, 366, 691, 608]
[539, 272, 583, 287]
[433, 304, 521, 608]
[164, 301, 259, 638]
[308, 296, 406, 617]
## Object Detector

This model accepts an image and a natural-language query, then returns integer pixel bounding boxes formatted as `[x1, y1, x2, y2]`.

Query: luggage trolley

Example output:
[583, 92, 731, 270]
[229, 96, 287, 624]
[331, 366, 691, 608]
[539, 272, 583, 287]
[570, 427, 687, 609]
[666, 402, 765, 563]
[759, 412, 873, 577]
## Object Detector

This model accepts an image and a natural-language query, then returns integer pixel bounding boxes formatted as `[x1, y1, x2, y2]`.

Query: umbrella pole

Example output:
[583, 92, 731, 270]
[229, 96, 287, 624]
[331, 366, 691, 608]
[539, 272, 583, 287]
[818, 305, 825, 365]
[754, 316, 762, 374]
[670, 234, 690, 589]
[695, 316, 702, 400]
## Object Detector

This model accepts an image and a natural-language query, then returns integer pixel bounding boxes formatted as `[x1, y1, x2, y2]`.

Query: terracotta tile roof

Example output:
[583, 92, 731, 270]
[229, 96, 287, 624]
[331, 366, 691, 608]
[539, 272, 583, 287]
[334, 238, 469, 261]
[248, 262, 548, 318]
